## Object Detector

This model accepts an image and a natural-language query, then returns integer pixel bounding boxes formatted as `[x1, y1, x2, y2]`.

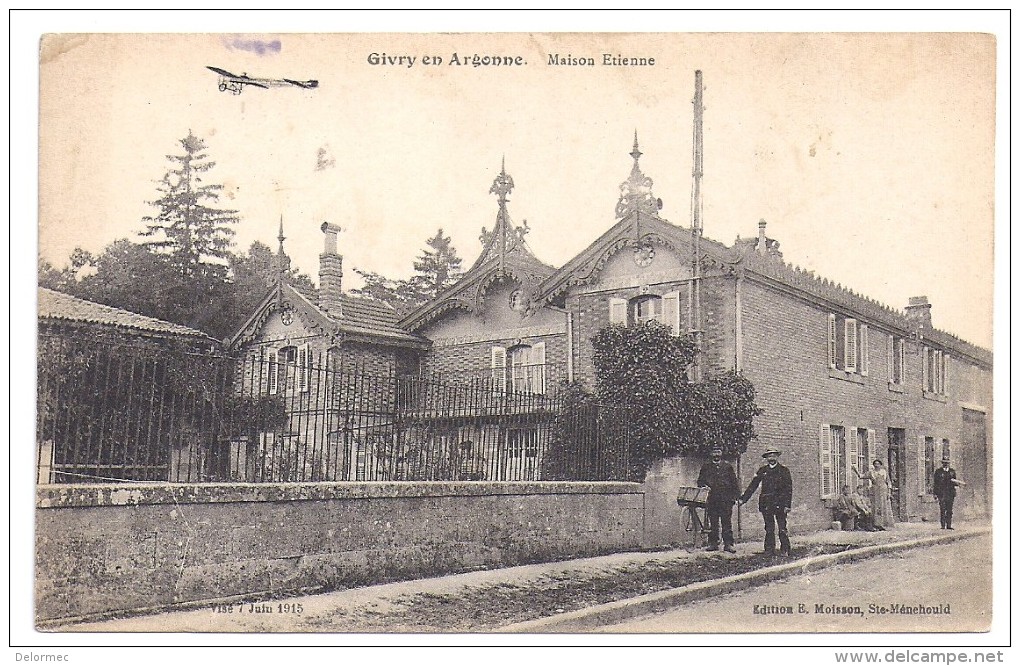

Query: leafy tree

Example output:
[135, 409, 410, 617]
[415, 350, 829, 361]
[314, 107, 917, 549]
[352, 228, 463, 315]
[140, 131, 239, 280]
[590, 322, 762, 477]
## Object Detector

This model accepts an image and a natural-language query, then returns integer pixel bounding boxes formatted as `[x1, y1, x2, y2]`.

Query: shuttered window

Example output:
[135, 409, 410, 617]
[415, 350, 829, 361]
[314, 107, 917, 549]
[819, 423, 833, 498]
[844, 319, 858, 372]
[266, 348, 279, 395]
[491, 346, 507, 390]
[859, 325, 869, 376]
[827, 315, 837, 369]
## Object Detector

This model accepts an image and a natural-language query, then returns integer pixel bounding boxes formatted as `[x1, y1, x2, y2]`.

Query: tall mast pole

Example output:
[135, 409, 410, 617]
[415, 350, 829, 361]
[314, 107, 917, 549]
[690, 70, 704, 381]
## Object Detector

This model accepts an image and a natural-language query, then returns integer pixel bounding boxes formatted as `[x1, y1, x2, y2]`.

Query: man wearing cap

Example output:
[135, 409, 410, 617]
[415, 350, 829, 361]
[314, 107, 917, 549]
[932, 454, 965, 530]
[739, 445, 794, 555]
[697, 446, 739, 553]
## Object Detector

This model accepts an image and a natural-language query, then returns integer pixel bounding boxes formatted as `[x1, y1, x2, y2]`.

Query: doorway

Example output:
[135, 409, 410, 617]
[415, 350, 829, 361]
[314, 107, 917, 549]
[887, 428, 907, 521]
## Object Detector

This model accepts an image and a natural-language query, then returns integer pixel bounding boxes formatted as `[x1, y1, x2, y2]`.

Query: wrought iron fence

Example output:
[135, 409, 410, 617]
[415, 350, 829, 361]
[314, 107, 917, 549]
[37, 336, 633, 484]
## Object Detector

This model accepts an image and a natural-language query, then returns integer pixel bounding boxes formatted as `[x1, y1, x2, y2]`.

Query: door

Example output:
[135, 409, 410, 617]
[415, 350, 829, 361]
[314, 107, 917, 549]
[961, 408, 989, 516]
[887, 428, 906, 520]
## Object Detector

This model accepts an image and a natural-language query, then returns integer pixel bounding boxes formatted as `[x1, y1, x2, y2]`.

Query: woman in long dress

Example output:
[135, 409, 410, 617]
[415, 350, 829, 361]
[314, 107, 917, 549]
[853, 459, 895, 530]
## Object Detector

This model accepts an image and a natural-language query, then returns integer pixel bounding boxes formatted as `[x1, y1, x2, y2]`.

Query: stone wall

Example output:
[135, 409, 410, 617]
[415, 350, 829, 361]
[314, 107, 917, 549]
[35, 481, 644, 624]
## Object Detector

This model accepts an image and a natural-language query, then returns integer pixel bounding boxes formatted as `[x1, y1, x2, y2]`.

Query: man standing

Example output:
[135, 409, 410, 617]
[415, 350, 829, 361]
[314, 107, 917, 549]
[932, 454, 964, 530]
[739, 445, 793, 555]
[697, 446, 739, 553]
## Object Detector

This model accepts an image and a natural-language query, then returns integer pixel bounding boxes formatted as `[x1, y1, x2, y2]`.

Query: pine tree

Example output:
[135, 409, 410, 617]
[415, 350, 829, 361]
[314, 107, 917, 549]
[140, 131, 239, 279]
[409, 228, 463, 299]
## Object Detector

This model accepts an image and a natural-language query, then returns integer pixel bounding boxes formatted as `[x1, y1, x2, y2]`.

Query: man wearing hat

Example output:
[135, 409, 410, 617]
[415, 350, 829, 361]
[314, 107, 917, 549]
[932, 454, 965, 530]
[697, 446, 739, 552]
[739, 445, 794, 555]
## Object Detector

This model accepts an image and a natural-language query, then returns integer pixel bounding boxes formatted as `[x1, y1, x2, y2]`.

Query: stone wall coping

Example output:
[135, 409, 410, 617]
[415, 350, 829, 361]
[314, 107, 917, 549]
[36, 481, 644, 508]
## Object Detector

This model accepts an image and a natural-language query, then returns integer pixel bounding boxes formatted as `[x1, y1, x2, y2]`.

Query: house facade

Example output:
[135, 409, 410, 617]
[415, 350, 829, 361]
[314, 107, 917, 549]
[401, 139, 993, 532]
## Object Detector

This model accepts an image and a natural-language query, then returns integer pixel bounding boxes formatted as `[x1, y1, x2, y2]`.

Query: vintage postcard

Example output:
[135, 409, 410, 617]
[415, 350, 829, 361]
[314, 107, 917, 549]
[24, 26, 1003, 648]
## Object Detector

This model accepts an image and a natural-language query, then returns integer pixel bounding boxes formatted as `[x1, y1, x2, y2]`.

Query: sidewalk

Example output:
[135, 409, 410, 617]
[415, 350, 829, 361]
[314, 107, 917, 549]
[59, 520, 988, 633]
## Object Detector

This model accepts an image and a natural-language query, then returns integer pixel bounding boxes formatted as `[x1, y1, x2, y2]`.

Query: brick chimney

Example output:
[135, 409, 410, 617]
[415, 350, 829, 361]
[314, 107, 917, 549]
[319, 222, 343, 317]
[904, 296, 932, 330]
[756, 219, 768, 255]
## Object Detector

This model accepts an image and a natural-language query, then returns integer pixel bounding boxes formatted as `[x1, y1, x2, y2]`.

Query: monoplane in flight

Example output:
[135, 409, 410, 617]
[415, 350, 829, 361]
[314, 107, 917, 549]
[207, 66, 319, 94]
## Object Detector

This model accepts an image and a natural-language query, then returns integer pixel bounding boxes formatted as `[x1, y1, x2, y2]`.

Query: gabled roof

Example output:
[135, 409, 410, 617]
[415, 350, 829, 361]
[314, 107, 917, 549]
[401, 252, 555, 330]
[38, 287, 216, 342]
[230, 282, 428, 350]
[533, 210, 734, 303]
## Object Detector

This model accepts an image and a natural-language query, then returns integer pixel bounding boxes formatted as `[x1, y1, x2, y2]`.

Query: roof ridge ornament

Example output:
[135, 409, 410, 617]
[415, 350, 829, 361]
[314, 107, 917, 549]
[615, 131, 662, 220]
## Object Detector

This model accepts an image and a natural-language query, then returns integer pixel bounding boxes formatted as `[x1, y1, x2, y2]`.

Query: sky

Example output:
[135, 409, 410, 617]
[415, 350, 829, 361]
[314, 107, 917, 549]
[33, 30, 997, 348]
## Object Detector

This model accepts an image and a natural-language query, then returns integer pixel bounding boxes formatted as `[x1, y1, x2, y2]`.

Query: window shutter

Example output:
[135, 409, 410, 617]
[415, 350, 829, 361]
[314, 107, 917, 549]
[938, 352, 946, 395]
[267, 348, 279, 395]
[847, 428, 859, 487]
[662, 291, 681, 335]
[860, 325, 869, 376]
[491, 346, 507, 390]
[844, 319, 857, 372]
[827, 314, 837, 369]
[819, 423, 833, 499]
[298, 343, 310, 393]
[867, 429, 876, 467]
[609, 298, 628, 326]
[886, 334, 894, 381]
[916, 436, 926, 496]
[946, 438, 954, 469]
[531, 341, 547, 394]
[898, 339, 906, 384]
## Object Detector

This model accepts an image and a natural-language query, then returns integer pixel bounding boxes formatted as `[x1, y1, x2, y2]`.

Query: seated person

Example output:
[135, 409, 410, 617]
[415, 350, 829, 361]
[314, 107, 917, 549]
[851, 485, 877, 531]
[833, 485, 859, 531]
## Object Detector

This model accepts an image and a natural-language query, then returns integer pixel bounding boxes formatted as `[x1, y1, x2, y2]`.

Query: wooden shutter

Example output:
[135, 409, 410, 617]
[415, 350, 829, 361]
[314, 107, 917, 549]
[491, 346, 507, 390]
[867, 429, 876, 469]
[532, 341, 546, 394]
[267, 348, 279, 395]
[938, 352, 946, 395]
[860, 324, 869, 376]
[663, 291, 681, 335]
[609, 298, 628, 326]
[887, 334, 894, 381]
[827, 314, 837, 369]
[819, 423, 833, 498]
[844, 319, 857, 372]
[847, 428, 859, 489]
[898, 339, 905, 384]
[298, 343, 310, 393]
[921, 346, 930, 391]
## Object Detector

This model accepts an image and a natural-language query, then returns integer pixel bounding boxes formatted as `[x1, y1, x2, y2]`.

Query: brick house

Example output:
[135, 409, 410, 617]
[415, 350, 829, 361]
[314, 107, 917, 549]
[227, 222, 429, 481]
[403, 139, 992, 531]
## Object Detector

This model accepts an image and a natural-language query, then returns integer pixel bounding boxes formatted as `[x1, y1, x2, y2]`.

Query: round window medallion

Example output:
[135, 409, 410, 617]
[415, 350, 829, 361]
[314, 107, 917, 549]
[281, 309, 294, 326]
[634, 245, 655, 267]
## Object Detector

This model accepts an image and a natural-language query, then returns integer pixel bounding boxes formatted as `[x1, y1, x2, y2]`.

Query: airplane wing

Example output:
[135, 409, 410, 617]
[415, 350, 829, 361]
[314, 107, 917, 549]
[206, 66, 237, 78]
[284, 79, 319, 89]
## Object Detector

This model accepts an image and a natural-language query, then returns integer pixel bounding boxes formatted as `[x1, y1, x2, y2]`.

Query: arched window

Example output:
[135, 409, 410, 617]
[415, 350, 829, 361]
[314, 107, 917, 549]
[492, 342, 546, 394]
[631, 295, 663, 327]
[609, 291, 682, 335]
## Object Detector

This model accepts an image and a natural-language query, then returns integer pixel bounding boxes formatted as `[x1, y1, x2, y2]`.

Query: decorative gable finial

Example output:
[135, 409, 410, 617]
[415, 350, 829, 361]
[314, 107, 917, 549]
[615, 131, 661, 220]
[489, 154, 514, 205]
